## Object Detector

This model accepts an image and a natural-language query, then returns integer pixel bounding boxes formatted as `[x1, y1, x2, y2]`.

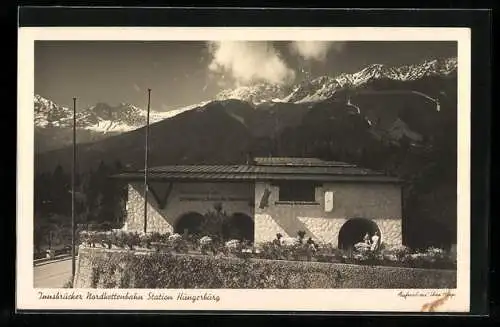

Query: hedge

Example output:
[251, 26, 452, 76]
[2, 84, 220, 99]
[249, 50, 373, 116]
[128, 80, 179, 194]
[74, 247, 457, 289]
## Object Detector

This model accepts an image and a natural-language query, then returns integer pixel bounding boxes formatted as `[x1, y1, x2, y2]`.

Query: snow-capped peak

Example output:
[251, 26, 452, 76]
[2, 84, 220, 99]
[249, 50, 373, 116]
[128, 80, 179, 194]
[34, 95, 73, 128]
[215, 56, 457, 104]
[34, 95, 208, 134]
[215, 83, 289, 104]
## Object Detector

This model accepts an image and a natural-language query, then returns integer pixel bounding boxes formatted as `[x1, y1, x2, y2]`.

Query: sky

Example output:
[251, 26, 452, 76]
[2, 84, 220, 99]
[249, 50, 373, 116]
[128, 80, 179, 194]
[35, 41, 457, 111]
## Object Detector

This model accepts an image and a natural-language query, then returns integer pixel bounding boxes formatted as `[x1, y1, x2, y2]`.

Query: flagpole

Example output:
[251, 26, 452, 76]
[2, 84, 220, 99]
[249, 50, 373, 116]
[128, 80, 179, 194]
[143, 89, 151, 234]
[71, 97, 77, 280]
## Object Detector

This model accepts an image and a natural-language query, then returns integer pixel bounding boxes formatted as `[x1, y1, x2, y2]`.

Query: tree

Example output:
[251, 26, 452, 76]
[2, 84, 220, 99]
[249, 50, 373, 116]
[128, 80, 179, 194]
[110, 160, 128, 225]
[33, 211, 44, 254]
[50, 164, 71, 215]
[78, 160, 127, 226]
[35, 172, 52, 216]
[199, 203, 230, 242]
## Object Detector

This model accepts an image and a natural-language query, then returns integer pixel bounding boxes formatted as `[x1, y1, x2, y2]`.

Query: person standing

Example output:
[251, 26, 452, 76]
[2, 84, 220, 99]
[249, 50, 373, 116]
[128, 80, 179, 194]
[363, 233, 371, 245]
[370, 232, 380, 252]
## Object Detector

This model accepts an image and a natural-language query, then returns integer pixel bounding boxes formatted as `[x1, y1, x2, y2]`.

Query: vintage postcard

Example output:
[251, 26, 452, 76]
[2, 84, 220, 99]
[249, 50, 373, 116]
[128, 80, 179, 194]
[17, 26, 471, 312]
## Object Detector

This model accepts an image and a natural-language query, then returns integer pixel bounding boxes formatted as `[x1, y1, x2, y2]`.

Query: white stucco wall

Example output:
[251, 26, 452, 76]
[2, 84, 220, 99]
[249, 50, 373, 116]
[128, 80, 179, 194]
[254, 181, 402, 246]
[125, 182, 254, 234]
[125, 179, 403, 247]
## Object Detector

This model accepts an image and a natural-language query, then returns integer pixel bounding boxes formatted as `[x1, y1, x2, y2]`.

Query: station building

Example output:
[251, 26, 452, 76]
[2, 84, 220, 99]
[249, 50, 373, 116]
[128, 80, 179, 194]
[111, 157, 403, 248]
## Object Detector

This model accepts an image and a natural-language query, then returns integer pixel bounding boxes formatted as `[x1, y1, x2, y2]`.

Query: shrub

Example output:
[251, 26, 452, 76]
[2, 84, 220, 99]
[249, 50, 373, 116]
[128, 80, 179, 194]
[354, 242, 371, 253]
[111, 230, 126, 248]
[426, 246, 445, 257]
[226, 239, 254, 259]
[91, 230, 137, 250]
[297, 231, 306, 244]
[314, 243, 344, 263]
[76, 228, 456, 270]
[225, 239, 241, 252]
[78, 230, 103, 247]
[125, 231, 140, 249]
[256, 241, 315, 262]
[257, 241, 285, 260]
[280, 237, 300, 247]
[79, 230, 89, 244]
[199, 236, 214, 254]
[83, 249, 344, 288]
[167, 233, 188, 253]
[186, 233, 198, 250]
[138, 231, 170, 249]
[139, 232, 153, 249]
[101, 231, 113, 249]
[406, 247, 455, 269]
[79, 229, 187, 252]
[77, 247, 456, 289]
[63, 278, 73, 288]
[114, 230, 140, 249]
[99, 222, 113, 231]
[381, 245, 412, 262]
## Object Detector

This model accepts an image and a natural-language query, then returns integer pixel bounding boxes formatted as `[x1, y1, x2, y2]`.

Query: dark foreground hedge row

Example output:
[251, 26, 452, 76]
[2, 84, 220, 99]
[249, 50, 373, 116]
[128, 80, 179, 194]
[74, 247, 456, 289]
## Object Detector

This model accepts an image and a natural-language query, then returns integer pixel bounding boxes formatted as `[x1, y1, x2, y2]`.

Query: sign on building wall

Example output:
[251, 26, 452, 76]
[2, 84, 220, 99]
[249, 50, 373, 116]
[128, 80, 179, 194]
[324, 191, 335, 212]
[178, 190, 251, 202]
[179, 195, 252, 202]
[259, 188, 271, 209]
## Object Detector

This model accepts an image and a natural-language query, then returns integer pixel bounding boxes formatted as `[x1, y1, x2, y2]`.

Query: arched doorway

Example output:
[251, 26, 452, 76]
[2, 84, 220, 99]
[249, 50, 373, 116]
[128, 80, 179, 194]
[174, 212, 204, 236]
[223, 213, 254, 243]
[338, 218, 381, 250]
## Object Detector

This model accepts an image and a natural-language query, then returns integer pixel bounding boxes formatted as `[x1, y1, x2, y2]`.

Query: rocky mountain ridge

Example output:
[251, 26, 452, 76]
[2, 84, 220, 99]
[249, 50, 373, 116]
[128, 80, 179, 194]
[214, 57, 457, 104]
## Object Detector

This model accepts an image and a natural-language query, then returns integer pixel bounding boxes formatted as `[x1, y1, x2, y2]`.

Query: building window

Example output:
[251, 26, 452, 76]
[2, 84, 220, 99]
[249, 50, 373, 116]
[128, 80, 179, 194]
[277, 181, 317, 203]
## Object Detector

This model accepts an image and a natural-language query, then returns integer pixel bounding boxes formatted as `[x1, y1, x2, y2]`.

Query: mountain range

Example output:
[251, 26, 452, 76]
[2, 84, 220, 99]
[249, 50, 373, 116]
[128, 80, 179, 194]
[34, 57, 456, 152]
[34, 56, 458, 247]
[216, 57, 456, 104]
[34, 94, 209, 152]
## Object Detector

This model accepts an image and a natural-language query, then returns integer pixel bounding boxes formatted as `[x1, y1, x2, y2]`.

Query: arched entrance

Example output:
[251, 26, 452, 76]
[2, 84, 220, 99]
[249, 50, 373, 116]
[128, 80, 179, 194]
[223, 213, 254, 243]
[174, 212, 204, 236]
[338, 218, 381, 250]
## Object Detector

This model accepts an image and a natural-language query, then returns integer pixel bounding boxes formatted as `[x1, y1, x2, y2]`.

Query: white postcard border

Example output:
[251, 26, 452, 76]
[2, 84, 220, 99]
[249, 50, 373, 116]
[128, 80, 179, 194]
[17, 27, 471, 312]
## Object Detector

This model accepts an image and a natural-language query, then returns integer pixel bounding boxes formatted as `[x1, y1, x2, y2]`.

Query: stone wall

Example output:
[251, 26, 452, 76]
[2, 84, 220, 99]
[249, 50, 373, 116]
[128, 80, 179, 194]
[74, 247, 457, 289]
[376, 219, 403, 246]
[254, 181, 402, 246]
[125, 184, 172, 233]
[125, 182, 254, 234]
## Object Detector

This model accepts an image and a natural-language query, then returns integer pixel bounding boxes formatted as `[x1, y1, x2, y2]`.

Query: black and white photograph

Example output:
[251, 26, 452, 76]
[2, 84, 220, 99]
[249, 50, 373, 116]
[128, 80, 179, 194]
[17, 26, 471, 312]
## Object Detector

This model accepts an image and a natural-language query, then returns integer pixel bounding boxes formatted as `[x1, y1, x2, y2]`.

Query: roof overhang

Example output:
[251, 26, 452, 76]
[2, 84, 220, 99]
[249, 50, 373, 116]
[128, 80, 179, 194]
[110, 172, 402, 184]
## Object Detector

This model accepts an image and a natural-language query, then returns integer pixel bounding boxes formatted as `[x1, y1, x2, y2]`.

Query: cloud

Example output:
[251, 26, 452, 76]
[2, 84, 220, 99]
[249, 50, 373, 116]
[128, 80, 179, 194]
[207, 41, 295, 86]
[289, 41, 345, 62]
[133, 83, 141, 92]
